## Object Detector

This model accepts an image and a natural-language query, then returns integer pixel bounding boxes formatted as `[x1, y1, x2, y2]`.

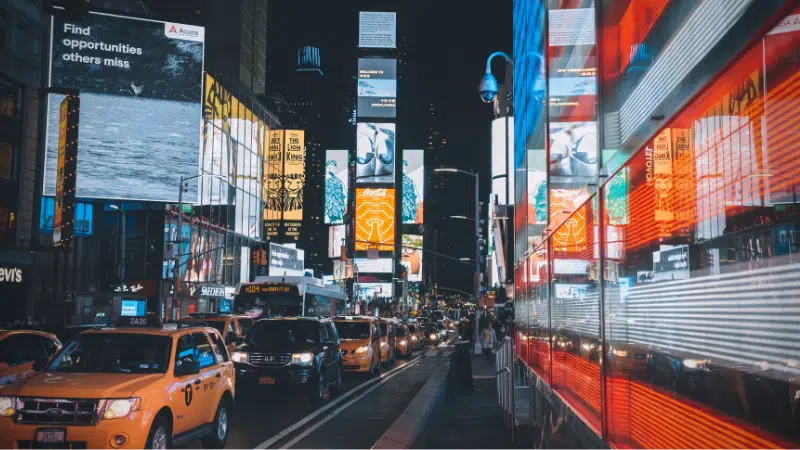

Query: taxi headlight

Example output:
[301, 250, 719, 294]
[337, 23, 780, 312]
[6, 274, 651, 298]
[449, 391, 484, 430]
[292, 353, 314, 365]
[231, 351, 248, 363]
[411, 336, 417, 341]
[355, 346, 369, 354]
[102, 398, 140, 420]
[400, 340, 407, 346]
[0, 396, 15, 417]
[430, 334, 437, 340]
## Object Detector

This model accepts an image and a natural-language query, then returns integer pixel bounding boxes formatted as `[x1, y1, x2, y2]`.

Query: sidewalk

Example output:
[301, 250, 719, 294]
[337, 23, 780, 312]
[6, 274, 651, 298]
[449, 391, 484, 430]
[424, 351, 513, 449]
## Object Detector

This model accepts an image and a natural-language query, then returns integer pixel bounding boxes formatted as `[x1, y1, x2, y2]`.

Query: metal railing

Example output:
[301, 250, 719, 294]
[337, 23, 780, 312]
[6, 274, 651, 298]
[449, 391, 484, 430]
[496, 336, 516, 442]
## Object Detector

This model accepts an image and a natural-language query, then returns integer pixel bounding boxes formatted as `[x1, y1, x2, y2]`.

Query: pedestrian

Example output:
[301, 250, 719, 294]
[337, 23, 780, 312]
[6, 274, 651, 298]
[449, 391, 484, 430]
[480, 321, 497, 361]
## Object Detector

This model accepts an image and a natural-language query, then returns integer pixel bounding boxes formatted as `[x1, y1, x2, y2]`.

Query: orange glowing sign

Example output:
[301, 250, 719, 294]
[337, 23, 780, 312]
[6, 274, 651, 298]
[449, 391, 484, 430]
[550, 189, 587, 252]
[356, 188, 395, 251]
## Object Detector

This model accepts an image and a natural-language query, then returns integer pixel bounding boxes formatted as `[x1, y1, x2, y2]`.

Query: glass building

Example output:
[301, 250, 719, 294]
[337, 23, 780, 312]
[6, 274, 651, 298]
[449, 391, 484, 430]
[513, 0, 800, 447]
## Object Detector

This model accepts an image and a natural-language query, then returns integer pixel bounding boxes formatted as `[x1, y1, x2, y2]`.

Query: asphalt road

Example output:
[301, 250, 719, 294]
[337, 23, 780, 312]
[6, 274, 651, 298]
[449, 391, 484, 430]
[181, 335, 455, 449]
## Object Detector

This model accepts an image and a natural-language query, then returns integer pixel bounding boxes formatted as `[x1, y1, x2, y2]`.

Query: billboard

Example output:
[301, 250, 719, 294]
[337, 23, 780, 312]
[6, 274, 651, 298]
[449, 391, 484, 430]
[354, 258, 392, 273]
[283, 130, 305, 241]
[324, 150, 349, 224]
[328, 224, 346, 258]
[265, 129, 283, 238]
[401, 234, 423, 282]
[358, 58, 396, 118]
[358, 11, 397, 49]
[355, 188, 395, 251]
[549, 121, 598, 178]
[45, 12, 204, 202]
[269, 242, 304, 277]
[356, 282, 393, 299]
[491, 118, 515, 205]
[402, 150, 424, 224]
[357, 122, 395, 184]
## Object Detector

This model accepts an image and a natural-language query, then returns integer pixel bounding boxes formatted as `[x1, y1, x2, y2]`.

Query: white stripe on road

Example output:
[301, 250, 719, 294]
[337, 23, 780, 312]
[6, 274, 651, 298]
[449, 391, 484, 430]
[255, 355, 424, 449]
[279, 357, 424, 449]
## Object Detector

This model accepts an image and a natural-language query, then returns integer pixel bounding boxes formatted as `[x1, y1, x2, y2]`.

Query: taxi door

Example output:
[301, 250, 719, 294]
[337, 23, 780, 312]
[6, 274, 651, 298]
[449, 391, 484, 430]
[191, 332, 224, 425]
[169, 334, 205, 435]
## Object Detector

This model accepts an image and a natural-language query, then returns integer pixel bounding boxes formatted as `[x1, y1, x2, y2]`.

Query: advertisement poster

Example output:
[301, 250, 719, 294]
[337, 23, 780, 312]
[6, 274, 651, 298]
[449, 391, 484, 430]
[550, 189, 588, 252]
[401, 234, 423, 282]
[45, 12, 204, 202]
[554, 283, 589, 300]
[283, 130, 305, 222]
[269, 242, 304, 277]
[354, 258, 392, 273]
[653, 245, 690, 281]
[358, 58, 397, 118]
[402, 149, 424, 224]
[264, 129, 283, 238]
[325, 149, 349, 224]
[652, 128, 674, 222]
[357, 122, 395, 184]
[357, 282, 393, 299]
[355, 188, 395, 251]
[358, 11, 397, 49]
[549, 122, 598, 178]
[328, 224, 346, 258]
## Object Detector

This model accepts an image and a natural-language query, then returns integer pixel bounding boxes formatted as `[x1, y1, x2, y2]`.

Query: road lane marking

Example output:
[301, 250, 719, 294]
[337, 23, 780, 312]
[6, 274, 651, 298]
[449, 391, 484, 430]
[255, 355, 424, 449]
[279, 357, 425, 449]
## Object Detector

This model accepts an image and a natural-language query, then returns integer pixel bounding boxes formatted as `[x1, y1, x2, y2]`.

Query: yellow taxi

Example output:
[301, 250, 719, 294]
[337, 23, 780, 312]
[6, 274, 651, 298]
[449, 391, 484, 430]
[0, 317, 235, 449]
[378, 318, 397, 367]
[177, 313, 254, 353]
[395, 325, 412, 358]
[333, 316, 381, 375]
[0, 330, 62, 388]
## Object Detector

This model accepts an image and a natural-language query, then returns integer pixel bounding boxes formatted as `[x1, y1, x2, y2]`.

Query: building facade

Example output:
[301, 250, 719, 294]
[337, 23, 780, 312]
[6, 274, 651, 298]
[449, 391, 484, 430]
[513, 0, 800, 447]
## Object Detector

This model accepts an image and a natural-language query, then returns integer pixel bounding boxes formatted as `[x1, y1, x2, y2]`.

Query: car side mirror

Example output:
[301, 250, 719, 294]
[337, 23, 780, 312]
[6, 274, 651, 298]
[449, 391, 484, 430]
[175, 360, 200, 377]
[32, 357, 49, 372]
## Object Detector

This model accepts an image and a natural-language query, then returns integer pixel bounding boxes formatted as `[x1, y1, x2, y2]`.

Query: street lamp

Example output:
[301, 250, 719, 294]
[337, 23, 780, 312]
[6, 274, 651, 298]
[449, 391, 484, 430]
[479, 51, 513, 103]
[434, 167, 483, 351]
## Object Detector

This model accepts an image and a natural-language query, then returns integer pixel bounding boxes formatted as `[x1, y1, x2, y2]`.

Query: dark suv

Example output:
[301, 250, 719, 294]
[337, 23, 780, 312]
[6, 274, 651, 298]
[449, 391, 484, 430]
[231, 317, 342, 402]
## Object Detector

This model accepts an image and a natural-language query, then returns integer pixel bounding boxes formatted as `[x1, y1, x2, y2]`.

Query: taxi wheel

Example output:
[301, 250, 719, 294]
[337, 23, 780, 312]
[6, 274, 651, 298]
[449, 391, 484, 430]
[145, 414, 172, 449]
[202, 399, 230, 449]
[330, 365, 343, 396]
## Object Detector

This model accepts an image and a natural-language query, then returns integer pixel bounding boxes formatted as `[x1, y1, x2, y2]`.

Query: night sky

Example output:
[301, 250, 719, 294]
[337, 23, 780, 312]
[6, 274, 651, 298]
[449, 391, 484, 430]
[267, 1, 512, 293]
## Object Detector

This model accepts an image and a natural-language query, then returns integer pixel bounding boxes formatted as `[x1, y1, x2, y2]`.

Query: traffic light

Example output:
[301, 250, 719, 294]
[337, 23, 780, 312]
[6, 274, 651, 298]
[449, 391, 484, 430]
[252, 249, 267, 266]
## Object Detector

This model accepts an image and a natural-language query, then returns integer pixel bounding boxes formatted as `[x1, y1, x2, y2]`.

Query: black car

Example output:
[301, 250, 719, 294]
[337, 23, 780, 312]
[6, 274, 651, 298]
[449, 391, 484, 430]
[422, 325, 440, 344]
[231, 316, 342, 402]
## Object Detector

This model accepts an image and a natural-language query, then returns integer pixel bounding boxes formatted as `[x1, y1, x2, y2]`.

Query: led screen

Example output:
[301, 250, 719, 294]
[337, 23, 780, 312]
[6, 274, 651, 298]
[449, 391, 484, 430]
[402, 150, 424, 224]
[358, 11, 397, 49]
[357, 123, 395, 184]
[354, 258, 392, 273]
[45, 12, 204, 202]
[401, 234, 423, 282]
[328, 224, 346, 258]
[549, 121, 598, 178]
[358, 58, 396, 118]
[324, 150, 349, 224]
[357, 282, 393, 299]
[355, 188, 395, 251]
[121, 299, 146, 317]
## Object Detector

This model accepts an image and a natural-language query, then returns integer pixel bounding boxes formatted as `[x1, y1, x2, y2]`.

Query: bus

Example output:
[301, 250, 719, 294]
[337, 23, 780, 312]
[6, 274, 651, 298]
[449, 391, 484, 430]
[233, 276, 347, 319]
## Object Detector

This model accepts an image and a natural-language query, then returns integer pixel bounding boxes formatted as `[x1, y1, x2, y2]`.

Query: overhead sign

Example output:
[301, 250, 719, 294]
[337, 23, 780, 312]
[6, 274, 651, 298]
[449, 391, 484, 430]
[45, 12, 204, 202]
[269, 242, 304, 277]
[359, 11, 397, 49]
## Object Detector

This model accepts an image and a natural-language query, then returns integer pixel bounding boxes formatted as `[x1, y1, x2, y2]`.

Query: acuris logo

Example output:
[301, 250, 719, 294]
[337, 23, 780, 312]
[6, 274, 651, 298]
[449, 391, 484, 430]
[164, 23, 205, 42]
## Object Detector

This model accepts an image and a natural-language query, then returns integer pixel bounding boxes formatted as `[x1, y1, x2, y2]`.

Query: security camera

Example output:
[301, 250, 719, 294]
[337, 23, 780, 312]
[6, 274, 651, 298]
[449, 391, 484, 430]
[478, 73, 499, 103]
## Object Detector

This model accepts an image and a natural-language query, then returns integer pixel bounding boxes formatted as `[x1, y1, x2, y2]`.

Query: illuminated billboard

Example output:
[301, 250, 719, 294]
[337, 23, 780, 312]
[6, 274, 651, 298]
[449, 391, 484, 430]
[358, 58, 396, 118]
[358, 11, 397, 49]
[324, 150, 349, 224]
[283, 130, 305, 241]
[328, 224, 346, 258]
[549, 121, 598, 178]
[357, 282, 393, 299]
[354, 258, 392, 273]
[265, 129, 283, 238]
[402, 149, 424, 224]
[355, 188, 395, 251]
[401, 234, 423, 282]
[357, 123, 395, 184]
[45, 12, 204, 202]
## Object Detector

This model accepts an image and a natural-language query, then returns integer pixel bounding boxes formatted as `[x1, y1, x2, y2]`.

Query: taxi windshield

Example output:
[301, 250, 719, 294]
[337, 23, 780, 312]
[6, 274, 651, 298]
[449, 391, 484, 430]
[335, 322, 370, 340]
[248, 321, 318, 351]
[46, 333, 171, 374]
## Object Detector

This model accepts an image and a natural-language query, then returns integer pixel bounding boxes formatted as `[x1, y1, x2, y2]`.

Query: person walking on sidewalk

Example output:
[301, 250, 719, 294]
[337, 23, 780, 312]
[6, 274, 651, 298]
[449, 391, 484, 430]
[480, 321, 497, 361]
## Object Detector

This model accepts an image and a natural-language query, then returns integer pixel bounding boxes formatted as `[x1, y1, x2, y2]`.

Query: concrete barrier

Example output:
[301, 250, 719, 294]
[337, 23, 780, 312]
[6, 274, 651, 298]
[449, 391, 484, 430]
[372, 364, 449, 449]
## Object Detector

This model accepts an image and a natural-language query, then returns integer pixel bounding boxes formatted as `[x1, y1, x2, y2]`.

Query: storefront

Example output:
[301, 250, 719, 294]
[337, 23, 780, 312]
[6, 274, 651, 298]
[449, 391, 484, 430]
[198, 284, 227, 314]
[0, 257, 29, 325]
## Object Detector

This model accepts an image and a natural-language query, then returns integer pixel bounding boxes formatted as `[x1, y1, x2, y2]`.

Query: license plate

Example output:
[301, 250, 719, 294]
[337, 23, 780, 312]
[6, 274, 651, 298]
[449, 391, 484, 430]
[36, 428, 66, 444]
[259, 376, 275, 385]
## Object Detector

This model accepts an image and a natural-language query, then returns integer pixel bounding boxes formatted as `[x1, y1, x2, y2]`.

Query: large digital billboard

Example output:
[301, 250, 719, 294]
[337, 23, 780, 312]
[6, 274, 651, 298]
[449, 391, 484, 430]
[324, 150, 349, 224]
[356, 282, 393, 299]
[328, 224, 346, 258]
[402, 149, 424, 224]
[354, 258, 392, 273]
[358, 11, 397, 49]
[283, 130, 305, 241]
[358, 58, 396, 118]
[357, 123, 395, 184]
[45, 12, 204, 202]
[549, 121, 598, 178]
[265, 129, 283, 238]
[401, 234, 423, 282]
[355, 188, 395, 251]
